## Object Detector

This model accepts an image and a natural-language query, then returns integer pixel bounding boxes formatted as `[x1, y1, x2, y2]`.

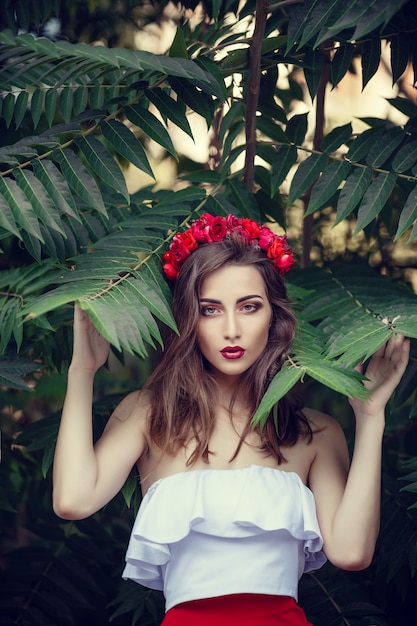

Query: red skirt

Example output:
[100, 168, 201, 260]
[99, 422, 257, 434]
[161, 594, 313, 626]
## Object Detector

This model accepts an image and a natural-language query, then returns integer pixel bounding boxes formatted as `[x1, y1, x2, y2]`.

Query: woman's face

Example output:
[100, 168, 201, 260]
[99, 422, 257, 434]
[196, 264, 272, 383]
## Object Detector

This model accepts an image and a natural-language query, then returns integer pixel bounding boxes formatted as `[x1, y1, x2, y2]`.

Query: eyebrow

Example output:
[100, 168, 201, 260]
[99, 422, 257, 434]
[199, 295, 264, 304]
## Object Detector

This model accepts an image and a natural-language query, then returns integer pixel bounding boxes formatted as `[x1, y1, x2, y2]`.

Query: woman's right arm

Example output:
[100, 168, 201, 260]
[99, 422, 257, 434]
[52, 305, 148, 520]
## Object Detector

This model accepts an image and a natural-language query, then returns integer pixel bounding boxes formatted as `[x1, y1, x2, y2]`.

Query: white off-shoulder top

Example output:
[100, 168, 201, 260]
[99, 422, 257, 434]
[122, 465, 326, 611]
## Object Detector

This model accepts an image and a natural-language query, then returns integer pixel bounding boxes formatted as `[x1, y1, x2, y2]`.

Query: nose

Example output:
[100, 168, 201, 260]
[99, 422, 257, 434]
[223, 311, 241, 341]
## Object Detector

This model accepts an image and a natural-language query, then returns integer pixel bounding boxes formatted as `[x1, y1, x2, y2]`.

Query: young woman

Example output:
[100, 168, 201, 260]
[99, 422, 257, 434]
[53, 213, 410, 626]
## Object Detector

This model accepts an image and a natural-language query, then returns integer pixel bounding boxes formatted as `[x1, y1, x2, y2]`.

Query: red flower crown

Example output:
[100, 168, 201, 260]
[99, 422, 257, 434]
[162, 213, 295, 280]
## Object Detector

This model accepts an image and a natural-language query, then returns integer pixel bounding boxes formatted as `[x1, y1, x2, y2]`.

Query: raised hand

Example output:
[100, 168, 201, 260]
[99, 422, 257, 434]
[349, 333, 410, 418]
[71, 304, 110, 373]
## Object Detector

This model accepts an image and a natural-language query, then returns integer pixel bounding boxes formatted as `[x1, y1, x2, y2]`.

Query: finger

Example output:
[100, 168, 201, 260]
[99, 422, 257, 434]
[384, 333, 404, 360]
[393, 336, 410, 373]
[370, 342, 387, 360]
[354, 361, 364, 375]
[74, 303, 92, 327]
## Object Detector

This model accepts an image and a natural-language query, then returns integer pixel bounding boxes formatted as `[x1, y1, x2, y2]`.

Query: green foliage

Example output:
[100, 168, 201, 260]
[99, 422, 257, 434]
[1, 0, 417, 625]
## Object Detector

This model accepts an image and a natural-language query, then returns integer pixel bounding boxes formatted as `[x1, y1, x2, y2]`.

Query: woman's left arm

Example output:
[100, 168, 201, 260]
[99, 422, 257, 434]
[309, 333, 410, 570]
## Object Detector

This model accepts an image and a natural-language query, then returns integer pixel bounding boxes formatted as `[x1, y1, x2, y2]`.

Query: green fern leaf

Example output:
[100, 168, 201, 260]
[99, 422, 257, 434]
[14, 90, 29, 129]
[330, 43, 354, 89]
[145, 88, 194, 139]
[306, 160, 350, 215]
[100, 119, 154, 177]
[32, 161, 79, 220]
[23, 280, 107, 319]
[297, 0, 342, 50]
[90, 83, 105, 110]
[256, 116, 290, 145]
[301, 354, 368, 398]
[346, 126, 384, 163]
[13, 169, 67, 236]
[0, 189, 21, 238]
[75, 136, 130, 202]
[271, 144, 298, 196]
[395, 184, 417, 240]
[168, 77, 214, 127]
[73, 86, 89, 117]
[355, 171, 397, 233]
[365, 127, 405, 168]
[335, 166, 373, 224]
[361, 36, 382, 89]
[44, 87, 58, 127]
[59, 86, 73, 122]
[0, 298, 22, 352]
[85, 298, 148, 356]
[286, 112, 308, 145]
[125, 274, 176, 333]
[3, 92, 15, 128]
[286, 0, 318, 53]
[325, 318, 392, 365]
[287, 153, 327, 207]
[30, 88, 44, 128]
[321, 123, 352, 154]
[251, 363, 303, 429]
[391, 139, 417, 173]
[0, 177, 43, 242]
[53, 149, 107, 215]
[386, 96, 417, 119]
[0, 356, 41, 388]
[353, 1, 401, 40]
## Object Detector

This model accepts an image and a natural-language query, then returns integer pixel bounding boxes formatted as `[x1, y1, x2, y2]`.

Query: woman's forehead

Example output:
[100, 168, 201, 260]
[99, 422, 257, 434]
[200, 264, 267, 297]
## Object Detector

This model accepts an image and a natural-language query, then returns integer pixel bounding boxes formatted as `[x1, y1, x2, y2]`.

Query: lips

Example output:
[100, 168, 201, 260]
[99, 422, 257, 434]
[220, 346, 246, 359]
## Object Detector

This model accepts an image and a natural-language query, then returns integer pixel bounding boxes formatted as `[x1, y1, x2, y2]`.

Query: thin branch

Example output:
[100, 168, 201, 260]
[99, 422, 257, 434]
[243, 0, 268, 191]
[0, 291, 24, 303]
[256, 138, 417, 184]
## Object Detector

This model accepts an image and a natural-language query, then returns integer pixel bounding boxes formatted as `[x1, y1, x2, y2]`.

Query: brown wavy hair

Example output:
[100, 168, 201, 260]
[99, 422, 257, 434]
[145, 233, 312, 465]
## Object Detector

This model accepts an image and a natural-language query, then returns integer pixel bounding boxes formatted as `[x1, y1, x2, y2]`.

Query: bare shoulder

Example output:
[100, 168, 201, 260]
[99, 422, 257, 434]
[104, 389, 151, 439]
[111, 388, 151, 420]
[302, 406, 348, 452]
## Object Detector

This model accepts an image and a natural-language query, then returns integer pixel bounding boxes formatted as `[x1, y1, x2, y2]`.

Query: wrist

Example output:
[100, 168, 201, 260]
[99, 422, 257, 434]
[354, 411, 385, 435]
[68, 363, 98, 379]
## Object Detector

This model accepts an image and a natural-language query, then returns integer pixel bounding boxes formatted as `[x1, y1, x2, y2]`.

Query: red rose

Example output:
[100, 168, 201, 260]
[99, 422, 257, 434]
[191, 213, 214, 242]
[208, 216, 227, 242]
[170, 239, 192, 265]
[258, 226, 275, 249]
[267, 238, 285, 260]
[163, 262, 179, 280]
[273, 252, 294, 274]
[226, 214, 240, 231]
[175, 230, 198, 252]
[162, 250, 180, 277]
[241, 218, 261, 240]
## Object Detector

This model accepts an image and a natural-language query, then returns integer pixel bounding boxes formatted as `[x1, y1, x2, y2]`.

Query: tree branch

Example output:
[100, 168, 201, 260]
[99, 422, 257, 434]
[244, 0, 268, 191]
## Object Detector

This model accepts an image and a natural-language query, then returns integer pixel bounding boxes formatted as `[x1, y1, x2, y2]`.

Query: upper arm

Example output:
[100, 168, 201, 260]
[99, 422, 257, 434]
[92, 390, 149, 504]
[307, 411, 350, 551]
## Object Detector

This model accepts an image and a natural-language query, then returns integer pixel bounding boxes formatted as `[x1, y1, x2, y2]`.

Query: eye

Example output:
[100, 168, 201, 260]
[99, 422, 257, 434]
[241, 303, 259, 313]
[201, 305, 220, 316]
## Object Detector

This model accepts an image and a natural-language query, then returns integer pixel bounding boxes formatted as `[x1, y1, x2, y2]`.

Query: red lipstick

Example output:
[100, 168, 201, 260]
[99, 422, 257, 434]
[220, 346, 246, 359]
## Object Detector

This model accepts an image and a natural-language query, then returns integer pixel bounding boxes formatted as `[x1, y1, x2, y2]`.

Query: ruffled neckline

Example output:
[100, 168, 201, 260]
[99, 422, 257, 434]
[145, 464, 309, 496]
